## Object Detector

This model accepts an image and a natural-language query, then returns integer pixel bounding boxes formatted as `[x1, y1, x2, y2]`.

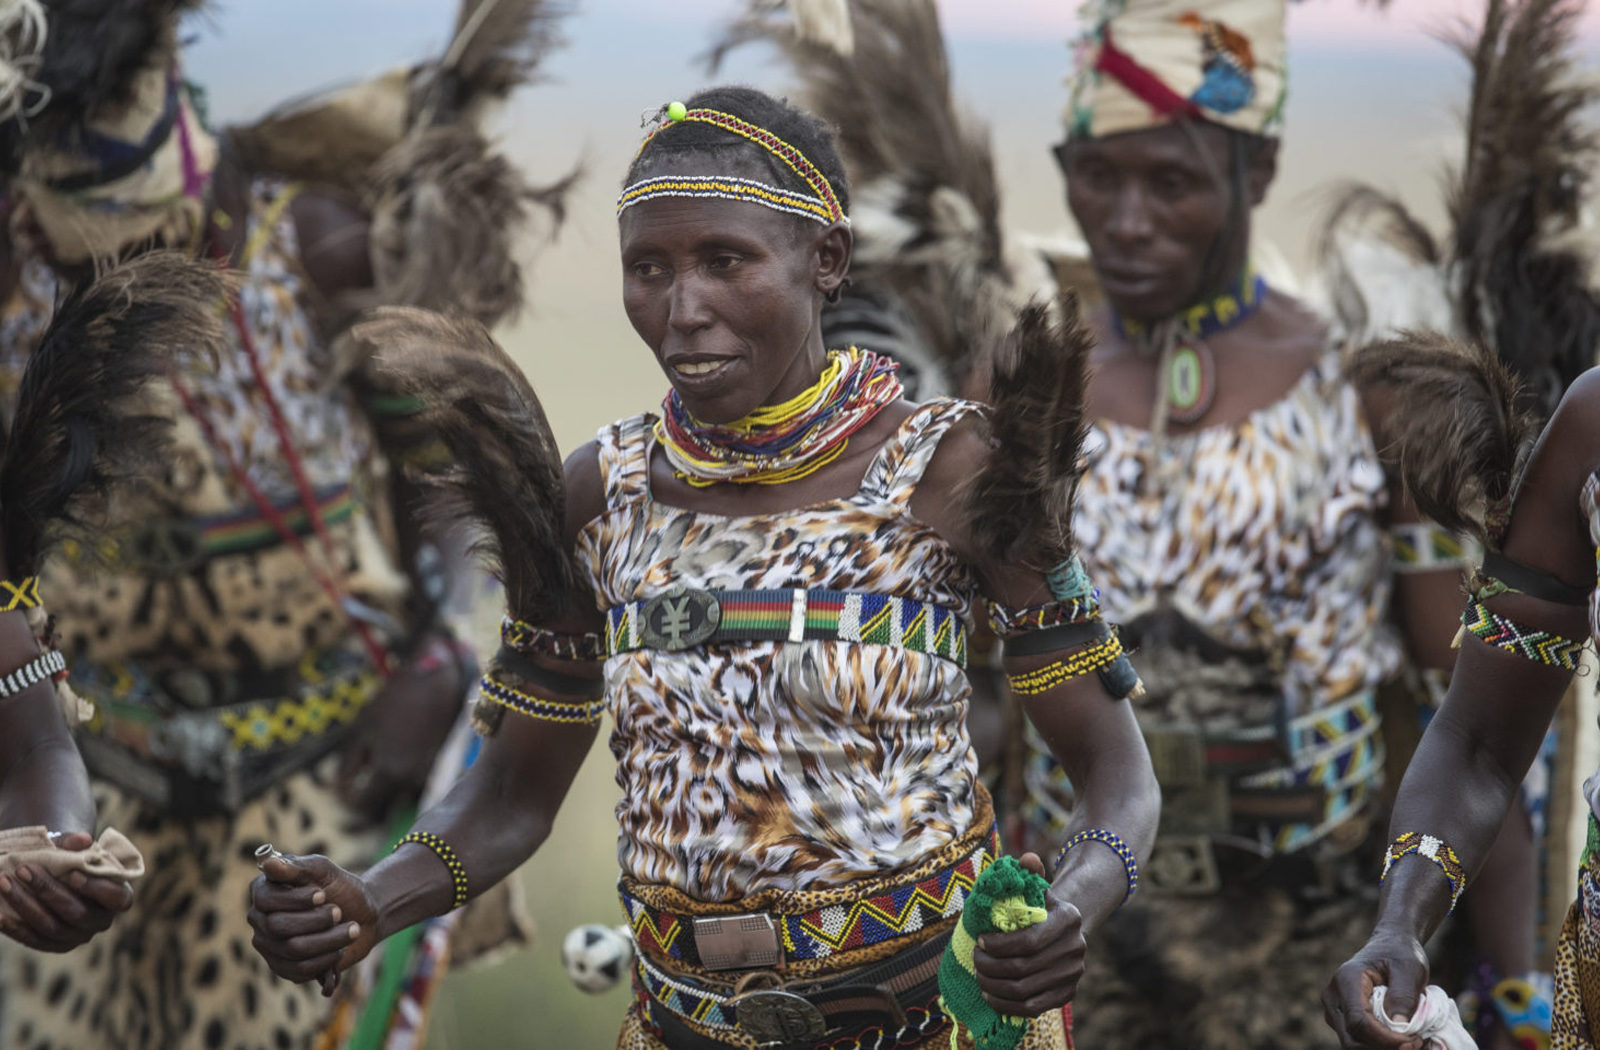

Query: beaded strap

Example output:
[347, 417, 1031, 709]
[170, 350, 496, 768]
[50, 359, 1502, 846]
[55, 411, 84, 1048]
[477, 674, 606, 726]
[1381, 832, 1465, 912]
[396, 831, 469, 910]
[0, 577, 41, 611]
[500, 618, 605, 662]
[0, 649, 65, 698]
[1053, 827, 1139, 904]
[1007, 633, 1125, 695]
[1459, 599, 1585, 670]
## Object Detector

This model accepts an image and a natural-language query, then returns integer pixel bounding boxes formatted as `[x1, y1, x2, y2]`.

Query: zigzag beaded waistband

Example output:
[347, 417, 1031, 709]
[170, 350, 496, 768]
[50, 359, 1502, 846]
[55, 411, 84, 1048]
[605, 588, 968, 667]
[621, 827, 1000, 974]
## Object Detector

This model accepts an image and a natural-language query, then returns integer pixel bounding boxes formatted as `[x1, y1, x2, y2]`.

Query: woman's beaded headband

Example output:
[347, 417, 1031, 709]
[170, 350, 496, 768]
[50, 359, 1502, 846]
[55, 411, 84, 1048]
[618, 102, 847, 226]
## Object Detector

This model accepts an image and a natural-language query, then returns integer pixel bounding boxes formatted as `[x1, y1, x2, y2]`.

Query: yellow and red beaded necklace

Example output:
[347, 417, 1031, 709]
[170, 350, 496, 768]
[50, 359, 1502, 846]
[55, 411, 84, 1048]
[655, 348, 903, 487]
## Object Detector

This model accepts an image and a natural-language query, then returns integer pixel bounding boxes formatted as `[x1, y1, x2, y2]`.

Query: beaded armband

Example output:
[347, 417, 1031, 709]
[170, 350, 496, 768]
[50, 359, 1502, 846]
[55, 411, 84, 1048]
[0, 577, 41, 611]
[1381, 832, 1466, 912]
[986, 595, 1101, 637]
[396, 831, 469, 910]
[477, 673, 606, 725]
[0, 649, 65, 698]
[1459, 599, 1585, 671]
[1007, 632, 1126, 695]
[1053, 827, 1139, 904]
[501, 618, 605, 662]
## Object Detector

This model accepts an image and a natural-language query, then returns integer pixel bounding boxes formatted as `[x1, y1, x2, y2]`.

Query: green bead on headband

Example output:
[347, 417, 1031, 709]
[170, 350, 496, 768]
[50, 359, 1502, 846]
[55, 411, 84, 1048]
[619, 102, 848, 226]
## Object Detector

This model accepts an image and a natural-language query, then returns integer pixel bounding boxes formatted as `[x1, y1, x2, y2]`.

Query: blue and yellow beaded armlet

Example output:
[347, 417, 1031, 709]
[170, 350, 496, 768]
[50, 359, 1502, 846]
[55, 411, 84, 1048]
[470, 618, 607, 736]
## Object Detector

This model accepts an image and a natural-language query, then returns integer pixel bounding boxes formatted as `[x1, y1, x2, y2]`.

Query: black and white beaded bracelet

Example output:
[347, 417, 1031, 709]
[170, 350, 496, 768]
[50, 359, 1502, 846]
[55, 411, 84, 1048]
[0, 650, 66, 699]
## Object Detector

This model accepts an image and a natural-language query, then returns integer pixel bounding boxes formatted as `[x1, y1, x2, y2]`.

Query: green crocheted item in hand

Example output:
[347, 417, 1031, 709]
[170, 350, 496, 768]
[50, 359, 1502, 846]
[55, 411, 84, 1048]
[938, 855, 1052, 1050]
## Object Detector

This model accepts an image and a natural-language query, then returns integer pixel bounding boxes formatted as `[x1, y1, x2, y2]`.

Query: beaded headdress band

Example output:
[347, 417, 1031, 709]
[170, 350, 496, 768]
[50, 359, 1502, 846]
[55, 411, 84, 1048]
[616, 102, 847, 226]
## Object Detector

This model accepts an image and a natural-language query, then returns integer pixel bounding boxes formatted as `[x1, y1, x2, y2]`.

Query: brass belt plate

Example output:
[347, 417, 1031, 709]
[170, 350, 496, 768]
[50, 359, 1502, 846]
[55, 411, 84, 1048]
[733, 989, 828, 1049]
[693, 913, 782, 971]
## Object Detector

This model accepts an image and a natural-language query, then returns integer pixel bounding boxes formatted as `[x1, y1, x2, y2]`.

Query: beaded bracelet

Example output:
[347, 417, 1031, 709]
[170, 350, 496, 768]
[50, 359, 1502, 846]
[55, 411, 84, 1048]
[396, 831, 469, 910]
[1053, 828, 1139, 904]
[1007, 633, 1125, 695]
[1380, 832, 1466, 912]
[0, 649, 66, 699]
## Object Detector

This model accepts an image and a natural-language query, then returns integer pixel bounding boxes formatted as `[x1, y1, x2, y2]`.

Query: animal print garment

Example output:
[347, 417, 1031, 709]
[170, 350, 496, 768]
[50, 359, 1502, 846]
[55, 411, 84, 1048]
[0, 763, 380, 1050]
[1024, 352, 1401, 843]
[1555, 472, 1600, 1046]
[0, 184, 412, 1050]
[574, 400, 984, 902]
[32, 178, 407, 675]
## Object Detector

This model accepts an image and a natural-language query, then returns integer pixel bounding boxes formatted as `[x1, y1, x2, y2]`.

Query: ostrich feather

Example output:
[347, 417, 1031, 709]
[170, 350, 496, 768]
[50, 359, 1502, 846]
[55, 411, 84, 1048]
[412, 0, 572, 126]
[1345, 331, 1534, 545]
[0, 251, 234, 575]
[711, 0, 1027, 388]
[354, 306, 568, 621]
[965, 298, 1093, 569]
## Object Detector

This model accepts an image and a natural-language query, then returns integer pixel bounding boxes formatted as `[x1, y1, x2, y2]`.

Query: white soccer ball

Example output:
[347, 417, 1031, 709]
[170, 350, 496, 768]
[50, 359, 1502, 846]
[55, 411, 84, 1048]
[561, 923, 634, 994]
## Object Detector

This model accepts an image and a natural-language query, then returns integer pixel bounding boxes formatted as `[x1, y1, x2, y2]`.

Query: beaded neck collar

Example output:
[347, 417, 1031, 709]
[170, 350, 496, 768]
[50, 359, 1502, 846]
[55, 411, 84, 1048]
[1113, 266, 1268, 346]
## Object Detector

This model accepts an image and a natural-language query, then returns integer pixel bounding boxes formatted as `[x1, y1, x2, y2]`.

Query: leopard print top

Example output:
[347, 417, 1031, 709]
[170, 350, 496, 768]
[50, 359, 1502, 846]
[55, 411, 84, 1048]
[1074, 351, 1402, 729]
[0, 179, 406, 676]
[1585, 472, 1600, 643]
[575, 399, 985, 902]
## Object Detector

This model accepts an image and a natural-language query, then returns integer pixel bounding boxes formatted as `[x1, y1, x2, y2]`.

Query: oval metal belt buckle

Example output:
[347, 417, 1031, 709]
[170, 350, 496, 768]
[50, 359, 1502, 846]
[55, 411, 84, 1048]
[729, 974, 827, 1050]
[638, 586, 721, 650]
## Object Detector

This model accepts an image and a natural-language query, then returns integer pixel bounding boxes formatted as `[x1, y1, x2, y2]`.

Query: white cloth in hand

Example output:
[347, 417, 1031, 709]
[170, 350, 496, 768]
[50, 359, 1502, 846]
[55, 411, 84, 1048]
[1370, 985, 1475, 1050]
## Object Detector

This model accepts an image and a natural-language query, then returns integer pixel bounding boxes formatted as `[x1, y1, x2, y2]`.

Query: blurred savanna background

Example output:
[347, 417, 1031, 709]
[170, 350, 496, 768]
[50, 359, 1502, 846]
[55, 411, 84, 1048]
[180, 1, 1600, 1045]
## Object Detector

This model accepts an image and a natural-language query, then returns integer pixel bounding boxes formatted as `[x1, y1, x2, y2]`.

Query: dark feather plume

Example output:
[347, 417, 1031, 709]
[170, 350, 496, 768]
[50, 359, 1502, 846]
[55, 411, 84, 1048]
[354, 307, 569, 620]
[0, 250, 234, 575]
[1344, 331, 1535, 545]
[1448, 0, 1600, 414]
[711, 0, 1021, 388]
[965, 297, 1092, 569]
[361, 123, 576, 330]
[412, 0, 571, 126]
[1317, 0, 1600, 417]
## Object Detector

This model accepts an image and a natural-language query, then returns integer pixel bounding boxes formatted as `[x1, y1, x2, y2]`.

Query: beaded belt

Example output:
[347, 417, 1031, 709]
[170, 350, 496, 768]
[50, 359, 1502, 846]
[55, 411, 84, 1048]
[87, 483, 357, 576]
[622, 827, 998, 971]
[605, 588, 968, 667]
[75, 644, 381, 815]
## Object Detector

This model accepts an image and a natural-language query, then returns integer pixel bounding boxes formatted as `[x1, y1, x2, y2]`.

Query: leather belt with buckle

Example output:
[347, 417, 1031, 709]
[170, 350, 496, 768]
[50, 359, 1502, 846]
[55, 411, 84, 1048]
[642, 926, 949, 1050]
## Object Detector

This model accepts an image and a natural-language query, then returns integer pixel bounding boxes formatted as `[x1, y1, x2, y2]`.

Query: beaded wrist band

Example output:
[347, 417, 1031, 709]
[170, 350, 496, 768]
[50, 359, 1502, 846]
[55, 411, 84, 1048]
[0, 577, 41, 611]
[1007, 633, 1125, 695]
[1381, 832, 1466, 912]
[396, 831, 469, 910]
[0, 649, 66, 699]
[1053, 828, 1139, 904]
[1458, 599, 1585, 671]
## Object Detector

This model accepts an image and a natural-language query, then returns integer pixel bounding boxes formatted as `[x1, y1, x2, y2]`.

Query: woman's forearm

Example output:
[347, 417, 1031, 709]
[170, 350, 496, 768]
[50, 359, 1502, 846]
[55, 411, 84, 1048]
[364, 718, 596, 940]
[1048, 737, 1159, 934]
